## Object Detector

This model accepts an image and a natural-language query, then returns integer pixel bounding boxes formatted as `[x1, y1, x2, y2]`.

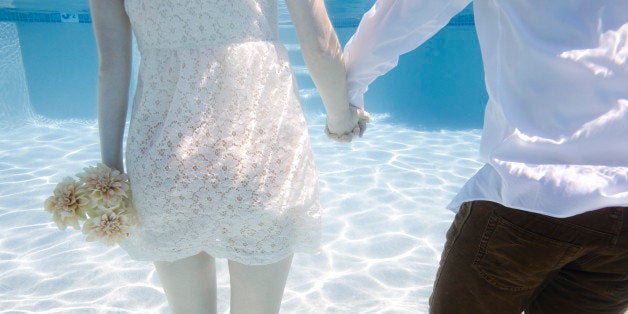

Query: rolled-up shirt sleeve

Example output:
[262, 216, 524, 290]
[344, 0, 472, 109]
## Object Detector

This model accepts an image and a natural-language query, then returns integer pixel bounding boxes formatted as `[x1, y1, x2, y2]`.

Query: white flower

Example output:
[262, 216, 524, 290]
[44, 177, 89, 230]
[77, 163, 130, 208]
[82, 209, 135, 246]
[45, 163, 137, 247]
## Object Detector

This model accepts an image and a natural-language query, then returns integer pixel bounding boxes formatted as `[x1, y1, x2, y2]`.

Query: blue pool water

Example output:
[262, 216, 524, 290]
[0, 1, 486, 313]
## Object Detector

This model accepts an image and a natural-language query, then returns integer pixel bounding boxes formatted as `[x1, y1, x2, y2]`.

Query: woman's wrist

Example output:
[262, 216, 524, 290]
[101, 153, 124, 173]
[326, 107, 357, 132]
[325, 106, 360, 143]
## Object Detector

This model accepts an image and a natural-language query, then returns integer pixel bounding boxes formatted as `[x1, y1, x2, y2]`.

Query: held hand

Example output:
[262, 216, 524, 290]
[325, 105, 370, 142]
[355, 105, 370, 137]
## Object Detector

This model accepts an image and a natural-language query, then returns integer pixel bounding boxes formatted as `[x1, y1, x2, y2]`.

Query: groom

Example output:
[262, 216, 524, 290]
[343, 0, 628, 313]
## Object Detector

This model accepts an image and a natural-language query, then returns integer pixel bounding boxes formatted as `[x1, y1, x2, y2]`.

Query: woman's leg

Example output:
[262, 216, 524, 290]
[154, 251, 217, 314]
[228, 254, 293, 314]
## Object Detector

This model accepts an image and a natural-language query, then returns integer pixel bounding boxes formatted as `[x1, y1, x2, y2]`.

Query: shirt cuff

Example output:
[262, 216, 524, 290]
[347, 85, 365, 109]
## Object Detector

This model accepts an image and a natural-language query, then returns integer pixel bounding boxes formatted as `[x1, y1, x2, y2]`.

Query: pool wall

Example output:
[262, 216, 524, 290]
[18, 21, 98, 120]
[0, 7, 97, 121]
[0, 22, 31, 124]
[1, 1, 487, 129]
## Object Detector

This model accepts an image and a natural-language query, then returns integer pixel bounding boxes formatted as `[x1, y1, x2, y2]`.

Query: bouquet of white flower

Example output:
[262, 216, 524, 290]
[44, 163, 136, 246]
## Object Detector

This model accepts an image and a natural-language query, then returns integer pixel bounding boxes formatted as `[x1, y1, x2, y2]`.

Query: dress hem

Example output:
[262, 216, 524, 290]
[121, 242, 320, 265]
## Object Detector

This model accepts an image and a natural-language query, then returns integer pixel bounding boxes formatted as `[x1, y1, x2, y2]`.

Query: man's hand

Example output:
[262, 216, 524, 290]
[354, 105, 370, 137]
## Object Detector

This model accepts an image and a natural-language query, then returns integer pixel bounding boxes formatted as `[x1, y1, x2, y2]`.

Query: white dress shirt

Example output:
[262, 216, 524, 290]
[344, 0, 628, 217]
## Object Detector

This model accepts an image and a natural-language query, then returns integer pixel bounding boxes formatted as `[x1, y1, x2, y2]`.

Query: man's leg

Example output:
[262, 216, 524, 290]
[429, 201, 583, 314]
[526, 208, 628, 313]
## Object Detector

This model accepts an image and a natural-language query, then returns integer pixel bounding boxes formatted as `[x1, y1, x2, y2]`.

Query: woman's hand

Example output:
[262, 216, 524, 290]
[325, 105, 370, 142]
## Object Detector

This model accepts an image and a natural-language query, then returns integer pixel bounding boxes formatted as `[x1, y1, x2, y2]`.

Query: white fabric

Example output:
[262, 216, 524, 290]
[345, 0, 628, 217]
[120, 0, 320, 264]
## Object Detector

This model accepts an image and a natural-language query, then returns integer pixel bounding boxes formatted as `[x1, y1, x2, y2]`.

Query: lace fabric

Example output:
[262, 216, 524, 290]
[120, 0, 321, 264]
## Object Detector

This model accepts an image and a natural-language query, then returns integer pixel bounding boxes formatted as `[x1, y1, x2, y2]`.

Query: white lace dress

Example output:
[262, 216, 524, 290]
[120, 0, 321, 265]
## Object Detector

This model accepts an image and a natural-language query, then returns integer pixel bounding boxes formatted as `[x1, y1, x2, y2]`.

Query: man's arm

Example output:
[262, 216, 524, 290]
[344, 0, 471, 109]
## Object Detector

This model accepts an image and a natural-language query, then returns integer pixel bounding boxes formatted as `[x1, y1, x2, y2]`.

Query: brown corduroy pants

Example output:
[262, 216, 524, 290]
[430, 201, 628, 314]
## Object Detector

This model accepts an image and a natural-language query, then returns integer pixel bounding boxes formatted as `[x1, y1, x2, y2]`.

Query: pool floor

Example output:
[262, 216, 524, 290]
[0, 115, 482, 313]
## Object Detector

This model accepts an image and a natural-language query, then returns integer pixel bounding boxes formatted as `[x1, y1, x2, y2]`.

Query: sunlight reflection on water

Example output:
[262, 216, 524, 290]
[0, 115, 482, 313]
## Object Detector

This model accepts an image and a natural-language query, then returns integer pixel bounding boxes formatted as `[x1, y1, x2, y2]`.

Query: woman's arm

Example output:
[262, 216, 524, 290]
[285, 0, 363, 140]
[89, 0, 132, 171]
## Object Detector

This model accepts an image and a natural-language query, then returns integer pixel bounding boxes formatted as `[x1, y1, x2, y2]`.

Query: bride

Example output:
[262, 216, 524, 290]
[89, 0, 367, 313]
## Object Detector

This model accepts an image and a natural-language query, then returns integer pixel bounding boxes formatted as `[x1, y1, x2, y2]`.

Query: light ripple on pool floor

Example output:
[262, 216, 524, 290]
[0, 115, 483, 313]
